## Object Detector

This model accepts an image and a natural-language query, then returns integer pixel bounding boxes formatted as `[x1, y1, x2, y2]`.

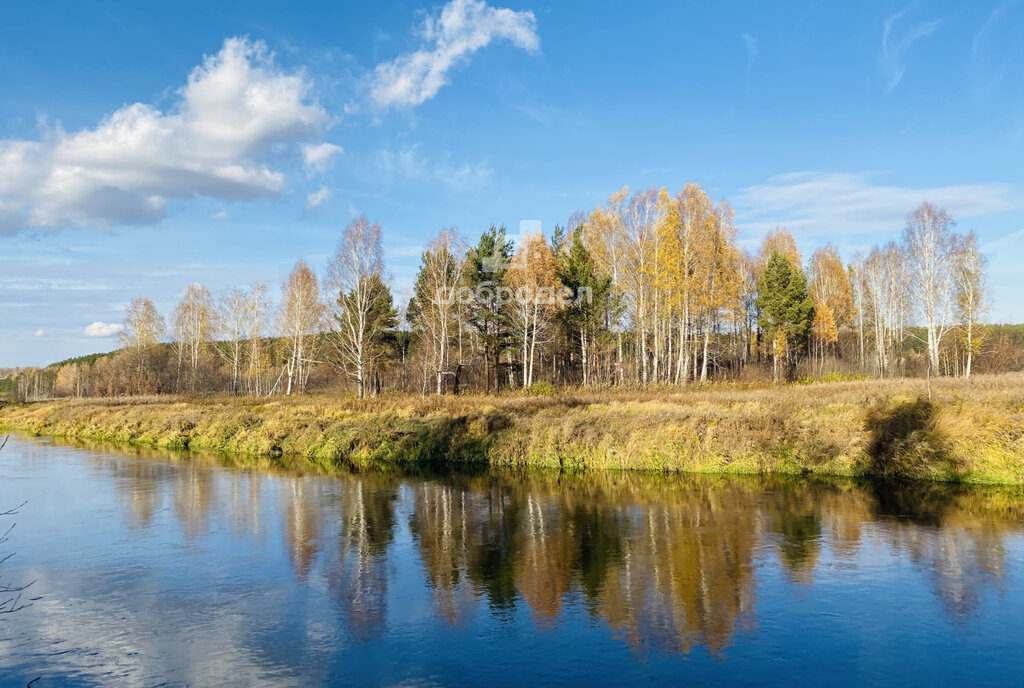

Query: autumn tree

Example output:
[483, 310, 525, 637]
[657, 183, 714, 383]
[693, 201, 741, 381]
[759, 228, 802, 270]
[808, 245, 855, 367]
[120, 297, 165, 394]
[756, 251, 814, 382]
[506, 230, 561, 387]
[325, 216, 392, 398]
[278, 260, 324, 396]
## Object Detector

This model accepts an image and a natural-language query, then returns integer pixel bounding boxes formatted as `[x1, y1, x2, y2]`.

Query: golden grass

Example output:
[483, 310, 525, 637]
[2, 372, 1023, 484]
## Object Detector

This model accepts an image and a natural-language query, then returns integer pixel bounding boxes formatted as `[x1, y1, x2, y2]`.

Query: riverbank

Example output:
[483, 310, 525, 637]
[2, 373, 1022, 484]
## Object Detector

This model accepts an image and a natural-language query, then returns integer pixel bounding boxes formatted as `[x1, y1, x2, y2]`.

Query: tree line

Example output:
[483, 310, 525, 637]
[6, 185, 1018, 400]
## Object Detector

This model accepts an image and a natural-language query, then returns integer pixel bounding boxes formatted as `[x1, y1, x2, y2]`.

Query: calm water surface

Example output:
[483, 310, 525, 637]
[0, 434, 1023, 687]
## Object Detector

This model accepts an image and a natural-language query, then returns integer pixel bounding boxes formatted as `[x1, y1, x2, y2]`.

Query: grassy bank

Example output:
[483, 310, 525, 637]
[2, 373, 1023, 484]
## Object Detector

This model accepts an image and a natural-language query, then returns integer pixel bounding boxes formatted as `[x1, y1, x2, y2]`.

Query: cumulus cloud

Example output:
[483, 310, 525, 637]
[880, 7, 942, 92]
[305, 185, 332, 212]
[34, 329, 44, 337]
[0, 37, 329, 234]
[303, 142, 343, 174]
[736, 171, 1020, 237]
[370, 0, 539, 108]
[84, 321, 124, 337]
[211, 210, 229, 220]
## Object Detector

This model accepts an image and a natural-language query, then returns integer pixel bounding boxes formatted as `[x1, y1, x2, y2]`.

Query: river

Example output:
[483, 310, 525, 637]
[0, 434, 1022, 686]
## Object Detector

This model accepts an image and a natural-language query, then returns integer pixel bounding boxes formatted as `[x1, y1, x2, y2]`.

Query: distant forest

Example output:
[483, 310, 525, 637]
[4, 185, 1021, 401]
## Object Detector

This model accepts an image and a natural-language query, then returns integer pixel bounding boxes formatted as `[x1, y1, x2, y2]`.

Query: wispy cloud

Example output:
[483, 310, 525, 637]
[742, 33, 758, 78]
[880, 7, 942, 92]
[970, 1, 1018, 95]
[0, 37, 330, 235]
[370, 0, 540, 109]
[736, 171, 1020, 238]
[374, 145, 492, 190]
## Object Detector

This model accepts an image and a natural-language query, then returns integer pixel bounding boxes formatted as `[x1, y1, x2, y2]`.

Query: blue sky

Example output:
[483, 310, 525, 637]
[1, 0, 1022, 366]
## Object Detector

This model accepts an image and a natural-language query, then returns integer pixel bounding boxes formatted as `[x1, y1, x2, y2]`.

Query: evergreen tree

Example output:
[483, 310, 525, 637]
[558, 227, 613, 385]
[466, 226, 514, 392]
[755, 250, 814, 381]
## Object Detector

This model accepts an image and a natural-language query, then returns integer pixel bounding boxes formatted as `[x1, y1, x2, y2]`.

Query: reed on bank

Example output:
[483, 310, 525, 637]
[1, 373, 1022, 484]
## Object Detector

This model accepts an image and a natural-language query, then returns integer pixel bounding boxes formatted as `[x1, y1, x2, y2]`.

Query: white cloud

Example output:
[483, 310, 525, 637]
[370, 0, 539, 109]
[84, 321, 124, 337]
[305, 185, 332, 212]
[880, 7, 942, 92]
[34, 328, 44, 337]
[211, 210, 229, 220]
[303, 142, 343, 174]
[0, 37, 329, 234]
[736, 172, 1020, 238]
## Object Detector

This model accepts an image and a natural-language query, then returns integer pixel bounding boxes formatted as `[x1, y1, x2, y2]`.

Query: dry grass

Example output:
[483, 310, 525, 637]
[2, 372, 1023, 484]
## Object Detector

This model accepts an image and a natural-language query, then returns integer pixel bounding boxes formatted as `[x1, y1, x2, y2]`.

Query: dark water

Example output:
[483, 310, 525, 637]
[0, 435, 1023, 687]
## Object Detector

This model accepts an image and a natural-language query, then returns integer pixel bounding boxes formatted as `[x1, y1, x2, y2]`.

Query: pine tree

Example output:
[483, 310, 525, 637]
[466, 226, 514, 392]
[558, 227, 613, 385]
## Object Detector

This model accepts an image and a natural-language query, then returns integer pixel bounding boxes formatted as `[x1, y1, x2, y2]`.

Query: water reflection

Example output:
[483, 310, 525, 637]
[89, 445, 1024, 641]
[2, 437, 1023, 686]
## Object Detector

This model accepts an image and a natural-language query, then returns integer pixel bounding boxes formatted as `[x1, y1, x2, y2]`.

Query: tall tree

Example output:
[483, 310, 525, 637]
[408, 230, 463, 395]
[506, 230, 561, 387]
[120, 297, 165, 394]
[278, 260, 324, 396]
[903, 203, 956, 372]
[465, 226, 514, 393]
[216, 283, 267, 395]
[952, 231, 989, 378]
[558, 227, 613, 386]
[755, 251, 814, 382]
[808, 245, 855, 366]
[172, 282, 216, 392]
[247, 283, 271, 395]
[325, 216, 390, 398]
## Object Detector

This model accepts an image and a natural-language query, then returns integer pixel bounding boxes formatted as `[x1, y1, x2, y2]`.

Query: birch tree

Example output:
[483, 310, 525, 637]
[120, 297, 165, 394]
[279, 260, 324, 396]
[173, 283, 217, 392]
[216, 283, 266, 395]
[952, 231, 989, 378]
[903, 203, 956, 372]
[808, 245, 855, 367]
[408, 230, 463, 395]
[325, 216, 389, 398]
[506, 230, 561, 387]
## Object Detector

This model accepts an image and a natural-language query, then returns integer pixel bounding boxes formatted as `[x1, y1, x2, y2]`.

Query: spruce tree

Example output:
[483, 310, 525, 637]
[755, 250, 814, 381]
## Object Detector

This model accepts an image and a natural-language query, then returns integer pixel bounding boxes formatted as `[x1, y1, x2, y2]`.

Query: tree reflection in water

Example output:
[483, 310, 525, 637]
[85, 439, 1024, 656]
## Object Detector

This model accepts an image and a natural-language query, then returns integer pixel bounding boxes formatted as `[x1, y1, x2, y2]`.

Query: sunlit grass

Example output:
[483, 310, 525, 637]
[1, 372, 1022, 484]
